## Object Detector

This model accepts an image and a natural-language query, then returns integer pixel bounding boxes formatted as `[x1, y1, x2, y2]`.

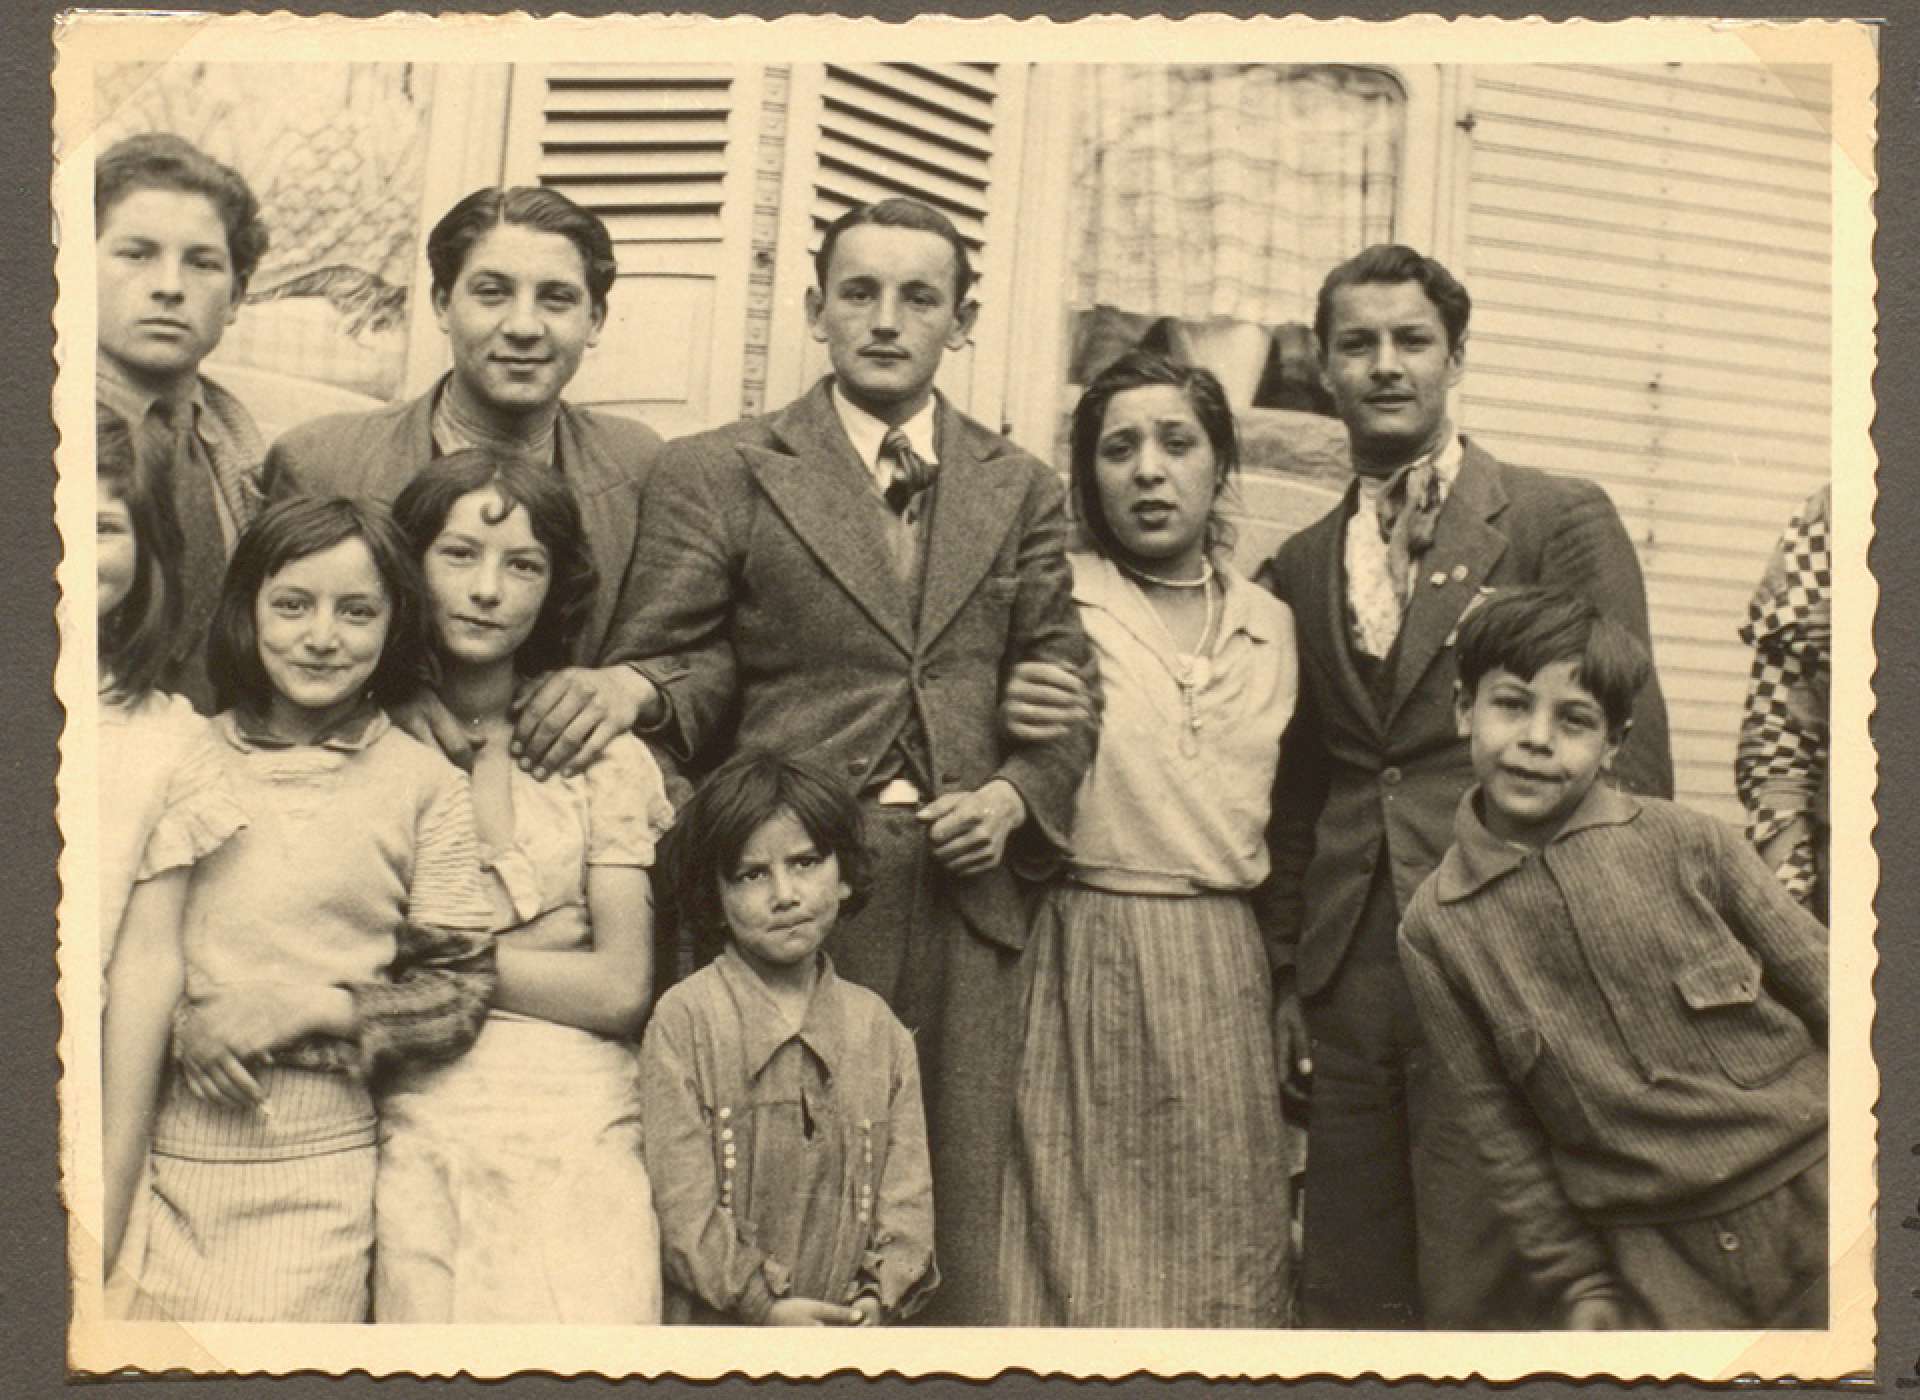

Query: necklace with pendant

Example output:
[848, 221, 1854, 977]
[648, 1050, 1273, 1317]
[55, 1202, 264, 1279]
[1124, 557, 1218, 756]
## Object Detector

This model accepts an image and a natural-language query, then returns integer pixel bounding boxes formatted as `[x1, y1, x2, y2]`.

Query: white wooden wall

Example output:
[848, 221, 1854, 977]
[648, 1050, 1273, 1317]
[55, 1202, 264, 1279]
[1457, 62, 1834, 822]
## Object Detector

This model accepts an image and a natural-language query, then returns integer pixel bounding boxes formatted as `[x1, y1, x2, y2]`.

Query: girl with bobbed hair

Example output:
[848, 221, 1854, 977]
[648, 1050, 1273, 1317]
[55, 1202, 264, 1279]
[997, 350, 1301, 1327]
[109, 495, 497, 1323]
[374, 450, 671, 1324]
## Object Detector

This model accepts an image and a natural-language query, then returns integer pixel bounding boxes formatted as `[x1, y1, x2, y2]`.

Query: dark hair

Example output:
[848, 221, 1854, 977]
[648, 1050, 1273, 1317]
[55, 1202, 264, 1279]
[391, 449, 599, 677]
[1314, 243, 1472, 356]
[814, 197, 976, 304]
[97, 403, 186, 703]
[427, 186, 618, 316]
[1454, 586, 1650, 736]
[206, 496, 429, 716]
[95, 132, 270, 295]
[661, 750, 872, 967]
[1068, 349, 1240, 562]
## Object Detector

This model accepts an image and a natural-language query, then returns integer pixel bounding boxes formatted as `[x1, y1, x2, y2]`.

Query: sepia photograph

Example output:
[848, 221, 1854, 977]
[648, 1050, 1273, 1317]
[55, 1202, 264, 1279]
[49, 9, 1877, 1383]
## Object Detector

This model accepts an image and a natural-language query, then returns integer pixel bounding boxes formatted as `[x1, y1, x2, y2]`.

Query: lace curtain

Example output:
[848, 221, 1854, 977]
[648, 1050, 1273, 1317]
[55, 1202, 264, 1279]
[1071, 65, 1405, 326]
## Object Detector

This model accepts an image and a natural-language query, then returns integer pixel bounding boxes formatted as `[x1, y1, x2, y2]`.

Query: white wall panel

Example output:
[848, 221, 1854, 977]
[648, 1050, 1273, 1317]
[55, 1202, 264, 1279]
[1462, 62, 1832, 823]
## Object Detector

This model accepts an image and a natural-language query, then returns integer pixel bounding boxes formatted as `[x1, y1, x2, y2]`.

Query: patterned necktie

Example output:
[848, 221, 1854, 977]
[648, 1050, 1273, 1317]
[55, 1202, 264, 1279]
[1377, 456, 1442, 607]
[149, 399, 226, 660]
[881, 428, 936, 514]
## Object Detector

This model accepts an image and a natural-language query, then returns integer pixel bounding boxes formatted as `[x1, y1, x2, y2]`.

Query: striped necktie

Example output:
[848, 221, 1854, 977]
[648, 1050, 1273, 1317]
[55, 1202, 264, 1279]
[881, 428, 936, 514]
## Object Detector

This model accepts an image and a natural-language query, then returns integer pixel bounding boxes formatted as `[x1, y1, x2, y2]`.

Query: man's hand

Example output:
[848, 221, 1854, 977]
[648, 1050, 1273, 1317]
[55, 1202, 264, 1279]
[918, 779, 1028, 876]
[509, 666, 659, 780]
[1564, 1294, 1626, 1330]
[1001, 660, 1097, 744]
[1272, 984, 1312, 1086]
[392, 689, 484, 772]
[764, 1297, 865, 1326]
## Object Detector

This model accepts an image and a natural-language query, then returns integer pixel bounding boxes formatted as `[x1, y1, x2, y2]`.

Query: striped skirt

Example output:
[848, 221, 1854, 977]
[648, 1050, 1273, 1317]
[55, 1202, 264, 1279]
[128, 1067, 377, 1323]
[999, 886, 1292, 1328]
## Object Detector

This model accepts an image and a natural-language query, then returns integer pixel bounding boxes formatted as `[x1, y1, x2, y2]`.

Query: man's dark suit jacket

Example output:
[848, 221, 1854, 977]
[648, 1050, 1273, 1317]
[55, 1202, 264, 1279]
[261, 377, 663, 665]
[1262, 438, 1675, 999]
[605, 377, 1093, 953]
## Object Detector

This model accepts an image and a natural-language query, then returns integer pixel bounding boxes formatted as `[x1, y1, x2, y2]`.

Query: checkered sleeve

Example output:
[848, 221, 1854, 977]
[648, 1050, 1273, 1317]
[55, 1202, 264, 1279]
[1735, 487, 1831, 907]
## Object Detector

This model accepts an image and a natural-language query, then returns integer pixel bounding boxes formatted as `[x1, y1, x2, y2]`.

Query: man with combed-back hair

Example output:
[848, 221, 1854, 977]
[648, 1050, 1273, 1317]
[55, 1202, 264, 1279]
[1257, 243, 1674, 1329]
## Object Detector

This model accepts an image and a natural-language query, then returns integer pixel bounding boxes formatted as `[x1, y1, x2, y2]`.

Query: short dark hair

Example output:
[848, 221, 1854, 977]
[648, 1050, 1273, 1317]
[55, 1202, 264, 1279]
[1314, 243, 1472, 355]
[427, 186, 618, 316]
[390, 449, 599, 678]
[814, 197, 976, 304]
[97, 402, 186, 704]
[206, 496, 429, 716]
[1068, 349, 1239, 563]
[1454, 586, 1650, 736]
[96, 132, 270, 295]
[660, 749, 872, 967]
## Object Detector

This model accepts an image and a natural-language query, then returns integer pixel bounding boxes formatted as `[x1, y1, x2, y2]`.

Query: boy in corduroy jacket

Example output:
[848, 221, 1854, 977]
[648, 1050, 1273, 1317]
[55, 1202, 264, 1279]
[1399, 586, 1828, 1330]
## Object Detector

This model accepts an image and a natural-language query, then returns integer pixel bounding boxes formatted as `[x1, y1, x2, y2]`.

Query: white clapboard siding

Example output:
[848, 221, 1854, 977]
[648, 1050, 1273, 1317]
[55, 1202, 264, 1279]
[775, 62, 1015, 419]
[501, 65, 756, 436]
[1461, 62, 1832, 824]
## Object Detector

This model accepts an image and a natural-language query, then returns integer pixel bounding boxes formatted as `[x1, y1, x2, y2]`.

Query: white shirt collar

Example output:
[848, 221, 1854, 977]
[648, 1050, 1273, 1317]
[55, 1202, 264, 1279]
[1354, 427, 1464, 507]
[828, 382, 940, 494]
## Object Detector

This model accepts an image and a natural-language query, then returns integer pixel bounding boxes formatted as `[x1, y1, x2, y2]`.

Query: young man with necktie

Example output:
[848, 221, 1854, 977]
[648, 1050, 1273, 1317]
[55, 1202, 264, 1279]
[95, 133, 270, 710]
[609, 197, 1095, 1325]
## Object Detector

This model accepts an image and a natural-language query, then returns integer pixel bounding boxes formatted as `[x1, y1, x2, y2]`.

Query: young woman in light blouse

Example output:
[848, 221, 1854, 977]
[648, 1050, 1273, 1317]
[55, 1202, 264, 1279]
[996, 350, 1299, 1327]
[373, 450, 670, 1323]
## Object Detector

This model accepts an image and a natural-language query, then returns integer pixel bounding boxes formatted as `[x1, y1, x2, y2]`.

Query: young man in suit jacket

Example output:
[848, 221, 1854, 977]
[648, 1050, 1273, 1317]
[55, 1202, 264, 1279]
[609, 198, 1095, 1325]
[1259, 244, 1674, 1328]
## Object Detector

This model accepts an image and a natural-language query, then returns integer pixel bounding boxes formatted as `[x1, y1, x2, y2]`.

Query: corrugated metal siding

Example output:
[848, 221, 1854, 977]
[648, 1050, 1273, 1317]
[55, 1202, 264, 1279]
[1461, 62, 1832, 823]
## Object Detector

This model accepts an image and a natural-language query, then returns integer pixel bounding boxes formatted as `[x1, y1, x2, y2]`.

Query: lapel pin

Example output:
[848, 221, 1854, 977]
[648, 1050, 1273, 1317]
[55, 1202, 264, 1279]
[1451, 564, 1468, 582]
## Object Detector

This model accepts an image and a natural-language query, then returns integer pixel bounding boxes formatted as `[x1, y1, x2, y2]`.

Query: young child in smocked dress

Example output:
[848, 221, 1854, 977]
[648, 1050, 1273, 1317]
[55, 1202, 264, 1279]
[641, 751, 936, 1326]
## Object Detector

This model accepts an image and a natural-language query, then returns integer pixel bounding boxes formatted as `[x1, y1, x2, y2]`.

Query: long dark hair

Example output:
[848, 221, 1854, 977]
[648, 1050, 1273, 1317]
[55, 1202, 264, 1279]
[391, 449, 599, 678]
[205, 496, 429, 715]
[97, 402, 185, 704]
[1068, 349, 1240, 562]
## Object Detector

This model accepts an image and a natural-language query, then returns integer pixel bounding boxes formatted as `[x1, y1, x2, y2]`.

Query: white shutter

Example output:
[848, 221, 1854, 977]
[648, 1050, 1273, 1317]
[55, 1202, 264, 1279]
[769, 63, 1026, 427]
[502, 64, 760, 435]
[1460, 62, 1833, 822]
[811, 64, 998, 253]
